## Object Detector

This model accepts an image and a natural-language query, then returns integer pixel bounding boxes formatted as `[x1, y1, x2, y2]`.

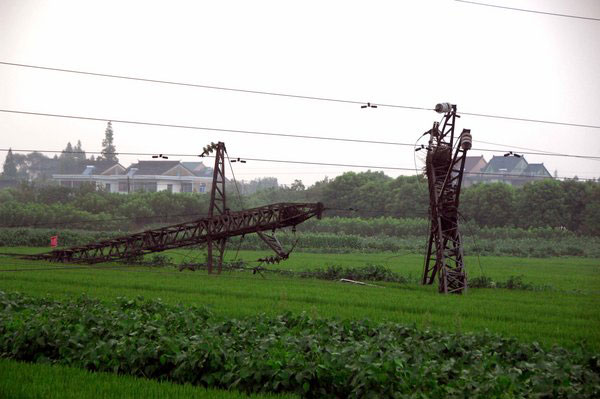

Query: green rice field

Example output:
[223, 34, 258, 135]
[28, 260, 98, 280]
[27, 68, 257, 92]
[0, 358, 297, 399]
[1, 248, 598, 348]
[1, 247, 599, 398]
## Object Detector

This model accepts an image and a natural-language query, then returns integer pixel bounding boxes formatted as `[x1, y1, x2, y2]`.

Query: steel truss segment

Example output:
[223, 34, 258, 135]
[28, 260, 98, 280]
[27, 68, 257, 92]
[422, 105, 470, 294]
[28, 141, 324, 269]
[31, 202, 323, 264]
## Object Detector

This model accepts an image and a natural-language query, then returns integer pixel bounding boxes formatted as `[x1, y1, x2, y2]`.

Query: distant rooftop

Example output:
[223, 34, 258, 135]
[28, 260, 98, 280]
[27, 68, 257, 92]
[524, 163, 551, 176]
[464, 156, 486, 173]
[61, 160, 121, 175]
[181, 161, 213, 177]
[125, 160, 183, 176]
[484, 155, 525, 173]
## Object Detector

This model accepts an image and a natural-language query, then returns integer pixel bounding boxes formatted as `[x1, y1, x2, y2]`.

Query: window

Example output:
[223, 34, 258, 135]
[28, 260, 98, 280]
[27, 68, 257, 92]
[167, 184, 173, 193]
[181, 183, 193, 193]
[118, 181, 128, 192]
[132, 182, 157, 192]
[60, 181, 72, 188]
[198, 183, 206, 193]
[105, 183, 111, 192]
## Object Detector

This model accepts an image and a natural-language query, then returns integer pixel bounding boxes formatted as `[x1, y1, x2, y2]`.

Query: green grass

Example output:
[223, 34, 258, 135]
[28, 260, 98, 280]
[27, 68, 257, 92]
[0, 358, 297, 399]
[3, 247, 599, 293]
[191, 250, 600, 292]
[1, 248, 599, 350]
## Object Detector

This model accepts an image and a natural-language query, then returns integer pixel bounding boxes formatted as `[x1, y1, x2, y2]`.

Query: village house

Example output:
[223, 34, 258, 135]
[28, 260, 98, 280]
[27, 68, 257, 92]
[52, 160, 213, 194]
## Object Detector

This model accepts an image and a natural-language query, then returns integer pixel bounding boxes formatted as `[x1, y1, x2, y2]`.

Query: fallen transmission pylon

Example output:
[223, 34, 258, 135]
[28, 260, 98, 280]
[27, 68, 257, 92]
[421, 103, 472, 294]
[29, 142, 323, 271]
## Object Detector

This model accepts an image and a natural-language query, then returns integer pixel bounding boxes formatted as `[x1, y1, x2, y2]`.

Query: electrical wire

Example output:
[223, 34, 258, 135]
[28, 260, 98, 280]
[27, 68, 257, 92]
[2, 109, 599, 160]
[458, 110, 600, 130]
[458, 212, 486, 278]
[0, 147, 596, 181]
[454, 0, 600, 22]
[474, 139, 574, 158]
[225, 151, 248, 261]
[0, 108, 420, 148]
[0, 61, 431, 111]
[1, 61, 599, 128]
[2, 143, 598, 161]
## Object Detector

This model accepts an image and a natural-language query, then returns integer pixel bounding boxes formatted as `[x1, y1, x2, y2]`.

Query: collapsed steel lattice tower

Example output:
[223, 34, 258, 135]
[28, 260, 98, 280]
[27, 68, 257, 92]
[421, 103, 472, 294]
[30, 142, 324, 271]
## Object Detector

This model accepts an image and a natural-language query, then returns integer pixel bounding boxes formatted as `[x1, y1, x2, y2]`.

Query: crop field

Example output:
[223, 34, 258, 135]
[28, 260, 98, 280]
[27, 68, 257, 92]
[0, 359, 297, 399]
[1, 247, 599, 398]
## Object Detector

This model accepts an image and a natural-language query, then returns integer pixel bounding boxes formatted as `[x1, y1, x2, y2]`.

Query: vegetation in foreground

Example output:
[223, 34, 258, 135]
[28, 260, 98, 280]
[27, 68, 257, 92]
[0, 358, 296, 399]
[2, 225, 600, 258]
[1, 174, 599, 235]
[1, 250, 599, 349]
[1, 291, 598, 399]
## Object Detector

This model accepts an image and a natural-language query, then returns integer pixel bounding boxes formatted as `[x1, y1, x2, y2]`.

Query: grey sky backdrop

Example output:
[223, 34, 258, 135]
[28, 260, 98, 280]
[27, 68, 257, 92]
[1, 0, 599, 185]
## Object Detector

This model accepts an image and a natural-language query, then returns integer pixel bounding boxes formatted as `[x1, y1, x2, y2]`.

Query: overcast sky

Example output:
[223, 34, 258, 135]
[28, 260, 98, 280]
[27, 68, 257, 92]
[1, 0, 599, 185]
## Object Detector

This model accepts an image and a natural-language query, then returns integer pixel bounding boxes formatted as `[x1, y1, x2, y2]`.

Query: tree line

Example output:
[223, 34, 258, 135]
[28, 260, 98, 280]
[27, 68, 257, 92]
[1, 122, 118, 181]
[0, 170, 598, 235]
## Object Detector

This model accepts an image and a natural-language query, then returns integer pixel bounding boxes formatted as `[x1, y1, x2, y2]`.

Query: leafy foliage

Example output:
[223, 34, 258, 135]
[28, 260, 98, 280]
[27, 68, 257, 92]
[1, 292, 598, 398]
[1, 148, 18, 180]
[275, 264, 409, 283]
[3, 172, 600, 235]
[0, 358, 296, 399]
[1, 227, 599, 257]
[99, 122, 118, 162]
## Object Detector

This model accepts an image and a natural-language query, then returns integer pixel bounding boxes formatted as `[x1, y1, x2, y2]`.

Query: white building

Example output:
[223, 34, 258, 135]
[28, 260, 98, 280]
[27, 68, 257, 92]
[123, 161, 212, 193]
[53, 160, 213, 194]
[53, 160, 126, 192]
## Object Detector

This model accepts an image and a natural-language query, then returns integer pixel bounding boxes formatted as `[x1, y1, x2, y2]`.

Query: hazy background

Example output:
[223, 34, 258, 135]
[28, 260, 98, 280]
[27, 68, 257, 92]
[1, 0, 599, 185]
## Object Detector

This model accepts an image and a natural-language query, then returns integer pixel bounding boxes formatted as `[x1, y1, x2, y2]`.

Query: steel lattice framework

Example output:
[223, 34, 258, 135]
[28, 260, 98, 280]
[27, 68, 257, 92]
[30, 141, 324, 268]
[30, 202, 323, 264]
[421, 104, 472, 294]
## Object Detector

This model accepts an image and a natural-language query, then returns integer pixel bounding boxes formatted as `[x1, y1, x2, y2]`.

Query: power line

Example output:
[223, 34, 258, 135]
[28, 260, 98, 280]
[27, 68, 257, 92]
[475, 139, 565, 155]
[0, 61, 432, 112]
[454, 0, 600, 22]
[2, 142, 599, 161]
[473, 140, 600, 162]
[1, 108, 600, 160]
[0, 148, 597, 180]
[1, 61, 599, 129]
[458, 110, 600, 130]
[0, 108, 418, 147]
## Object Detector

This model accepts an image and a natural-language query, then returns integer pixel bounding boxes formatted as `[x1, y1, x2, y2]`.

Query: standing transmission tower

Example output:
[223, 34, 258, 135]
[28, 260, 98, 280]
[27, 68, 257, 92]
[201, 142, 228, 274]
[421, 103, 472, 294]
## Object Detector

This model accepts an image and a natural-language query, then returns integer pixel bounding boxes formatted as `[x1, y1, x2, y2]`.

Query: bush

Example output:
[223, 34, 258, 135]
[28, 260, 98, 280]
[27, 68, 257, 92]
[1, 292, 598, 399]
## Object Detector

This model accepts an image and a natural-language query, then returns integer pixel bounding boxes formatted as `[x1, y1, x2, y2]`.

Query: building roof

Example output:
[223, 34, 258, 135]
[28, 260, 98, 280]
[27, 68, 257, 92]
[524, 163, 552, 177]
[61, 160, 121, 175]
[464, 156, 486, 173]
[483, 155, 526, 173]
[125, 160, 195, 176]
[181, 162, 213, 177]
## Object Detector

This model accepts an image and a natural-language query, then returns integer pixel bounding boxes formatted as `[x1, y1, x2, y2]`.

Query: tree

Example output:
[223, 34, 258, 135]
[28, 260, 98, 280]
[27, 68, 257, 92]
[290, 179, 305, 191]
[10, 153, 29, 179]
[321, 171, 391, 213]
[515, 180, 567, 228]
[1, 148, 17, 180]
[580, 184, 600, 235]
[99, 121, 118, 162]
[58, 142, 79, 173]
[560, 180, 592, 231]
[461, 183, 516, 226]
[73, 140, 86, 162]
